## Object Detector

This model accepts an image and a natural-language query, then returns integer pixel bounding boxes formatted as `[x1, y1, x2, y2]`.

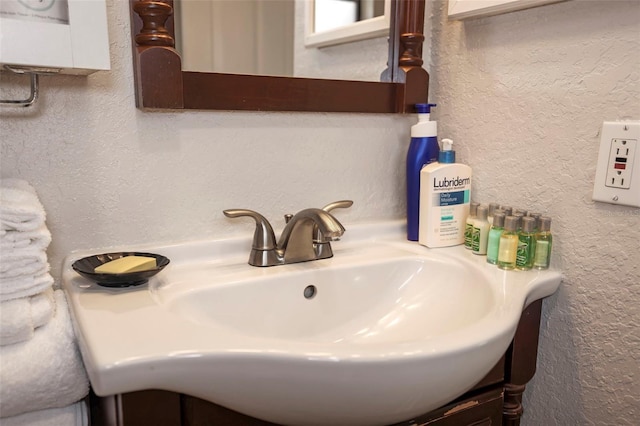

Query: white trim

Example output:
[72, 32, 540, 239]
[448, 0, 566, 20]
[305, 0, 390, 48]
[0, 0, 110, 74]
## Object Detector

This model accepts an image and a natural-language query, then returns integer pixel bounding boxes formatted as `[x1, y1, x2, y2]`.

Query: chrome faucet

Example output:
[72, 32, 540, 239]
[223, 200, 352, 267]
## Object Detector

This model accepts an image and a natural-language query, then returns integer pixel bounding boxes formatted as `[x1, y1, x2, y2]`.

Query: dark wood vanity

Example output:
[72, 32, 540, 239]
[89, 299, 543, 426]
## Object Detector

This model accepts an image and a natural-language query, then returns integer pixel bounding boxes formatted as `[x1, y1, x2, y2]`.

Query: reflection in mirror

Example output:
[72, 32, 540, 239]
[174, 0, 294, 77]
[174, 0, 389, 77]
[314, 0, 385, 32]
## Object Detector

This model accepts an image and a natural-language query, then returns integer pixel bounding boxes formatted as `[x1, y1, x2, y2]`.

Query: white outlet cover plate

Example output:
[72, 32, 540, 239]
[592, 121, 640, 208]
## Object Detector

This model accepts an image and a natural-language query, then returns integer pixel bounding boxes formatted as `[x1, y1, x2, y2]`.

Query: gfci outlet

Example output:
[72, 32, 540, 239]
[592, 121, 640, 208]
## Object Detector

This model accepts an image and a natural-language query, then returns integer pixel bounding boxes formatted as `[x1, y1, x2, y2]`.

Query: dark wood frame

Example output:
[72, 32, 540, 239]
[129, 0, 428, 112]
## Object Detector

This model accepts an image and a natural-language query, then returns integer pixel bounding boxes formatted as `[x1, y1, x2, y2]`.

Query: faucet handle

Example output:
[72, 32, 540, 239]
[223, 209, 277, 250]
[322, 200, 353, 212]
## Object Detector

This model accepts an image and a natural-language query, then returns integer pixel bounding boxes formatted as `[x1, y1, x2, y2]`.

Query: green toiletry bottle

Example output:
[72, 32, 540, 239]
[486, 212, 505, 265]
[533, 217, 553, 269]
[497, 216, 519, 270]
[516, 216, 537, 270]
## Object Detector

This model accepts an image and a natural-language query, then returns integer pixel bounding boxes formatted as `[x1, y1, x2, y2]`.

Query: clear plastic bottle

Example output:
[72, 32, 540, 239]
[533, 217, 553, 269]
[486, 212, 505, 265]
[465, 202, 479, 250]
[497, 216, 519, 270]
[472, 205, 490, 255]
[516, 216, 537, 270]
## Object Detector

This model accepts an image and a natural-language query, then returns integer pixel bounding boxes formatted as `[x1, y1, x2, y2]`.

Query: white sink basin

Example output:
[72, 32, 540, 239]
[63, 221, 561, 426]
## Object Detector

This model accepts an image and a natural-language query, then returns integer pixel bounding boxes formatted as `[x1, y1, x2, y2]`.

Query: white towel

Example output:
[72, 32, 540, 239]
[0, 272, 53, 302]
[0, 250, 48, 279]
[1, 288, 55, 346]
[0, 290, 89, 418]
[0, 179, 46, 232]
[0, 225, 52, 252]
[0, 401, 87, 426]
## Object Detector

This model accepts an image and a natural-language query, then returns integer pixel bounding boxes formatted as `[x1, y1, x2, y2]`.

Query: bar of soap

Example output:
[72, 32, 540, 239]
[95, 256, 157, 274]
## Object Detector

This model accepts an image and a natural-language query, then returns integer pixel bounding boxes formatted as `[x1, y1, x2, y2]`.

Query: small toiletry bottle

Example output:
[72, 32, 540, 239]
[488, 203, 500, 225]
[497, 216, 519, 270]
[533, 217, 553, 269]
[465, 202, 479, 249]
[406, 103, 439, 241]
[472, 205, 490, 255]
[418, 139, 472, 248]
[486, 212, 505, 265]
[516, 217, 537, 270]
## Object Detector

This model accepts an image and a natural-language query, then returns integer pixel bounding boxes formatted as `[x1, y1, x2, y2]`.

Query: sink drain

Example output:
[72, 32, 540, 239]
[303, 285, 317, 299]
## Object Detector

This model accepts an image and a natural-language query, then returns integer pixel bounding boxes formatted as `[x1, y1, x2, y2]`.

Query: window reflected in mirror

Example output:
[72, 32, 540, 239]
[314, 0, 385, 33]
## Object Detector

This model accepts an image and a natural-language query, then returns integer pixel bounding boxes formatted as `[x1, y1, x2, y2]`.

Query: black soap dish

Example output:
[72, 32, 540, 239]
[72, 252, 170, 288]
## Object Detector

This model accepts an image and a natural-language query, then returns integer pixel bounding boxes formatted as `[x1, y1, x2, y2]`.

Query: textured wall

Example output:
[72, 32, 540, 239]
[428, 0, 640, 424]
[0, 0, 411, 279]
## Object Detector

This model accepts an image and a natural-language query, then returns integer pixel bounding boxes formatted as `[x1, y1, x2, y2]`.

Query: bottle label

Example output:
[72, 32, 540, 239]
[464, 222, 473, 248]
[516, 239, 529, 266]
[534, 240, 550, 267]
[471, 226, 480, 251]
[435, 190, 470, 206]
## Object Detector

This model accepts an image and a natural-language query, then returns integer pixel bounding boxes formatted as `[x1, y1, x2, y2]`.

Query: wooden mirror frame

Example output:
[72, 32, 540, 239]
[129, 0, 428, 113]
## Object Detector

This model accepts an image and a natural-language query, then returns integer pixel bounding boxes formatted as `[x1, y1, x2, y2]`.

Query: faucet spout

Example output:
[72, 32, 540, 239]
[278, 208, 345, 263]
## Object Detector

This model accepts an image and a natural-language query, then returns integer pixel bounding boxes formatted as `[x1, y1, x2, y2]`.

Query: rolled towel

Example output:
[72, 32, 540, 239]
[1, 288, 55, 346]
[0, 290, 89, 418]
[0, 179, 46, 232]
[0, 250, 48, 280]
[0, 272, 53, 302]
[0, 225, 52, 252]
[0, 400, 87, 426]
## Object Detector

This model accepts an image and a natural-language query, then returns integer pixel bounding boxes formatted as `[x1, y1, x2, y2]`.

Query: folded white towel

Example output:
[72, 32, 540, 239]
[0, 290, 89, 418]
[0, 272, 53, 302]
[1, 288, 55, 346]
[0, 225, 52, 252]
[0, 250, 48, 280]
[0, 400, 87, 426]
[0, 179, 46, 232]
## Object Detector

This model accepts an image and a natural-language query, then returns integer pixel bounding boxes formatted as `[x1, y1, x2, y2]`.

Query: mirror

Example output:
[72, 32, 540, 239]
[174, 0, 389, 78]
[129, 0, 428, 113]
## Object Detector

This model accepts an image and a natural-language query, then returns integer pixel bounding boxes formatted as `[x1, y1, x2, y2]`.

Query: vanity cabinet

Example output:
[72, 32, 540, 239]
[89, 299, 543, 426]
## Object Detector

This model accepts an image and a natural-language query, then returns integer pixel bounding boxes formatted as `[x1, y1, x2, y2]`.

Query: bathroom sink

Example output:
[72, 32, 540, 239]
[63, 221, 561, 426]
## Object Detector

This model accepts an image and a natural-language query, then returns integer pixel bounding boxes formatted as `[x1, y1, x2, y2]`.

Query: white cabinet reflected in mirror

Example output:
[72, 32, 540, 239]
[174, 0, 389, 79]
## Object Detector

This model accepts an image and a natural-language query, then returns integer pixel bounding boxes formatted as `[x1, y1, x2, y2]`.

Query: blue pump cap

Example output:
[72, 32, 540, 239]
[439, 138, 455, 163]
[415, 103, 437, 113]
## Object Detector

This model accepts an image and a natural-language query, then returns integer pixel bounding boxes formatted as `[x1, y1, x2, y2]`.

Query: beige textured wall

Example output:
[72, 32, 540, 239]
[428, 0, 640, 424]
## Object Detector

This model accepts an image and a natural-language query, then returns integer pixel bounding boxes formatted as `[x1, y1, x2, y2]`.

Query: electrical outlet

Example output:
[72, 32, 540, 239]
[592, 121, 640, 208]
[605, 138, 636, 189]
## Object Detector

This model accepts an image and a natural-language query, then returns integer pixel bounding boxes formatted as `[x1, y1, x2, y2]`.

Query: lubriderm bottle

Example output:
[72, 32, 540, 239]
[533, 217, 553, 269]
[406, 103, 439, 241]
[418, 139, 472, 248]
[497, 216, 519, 270]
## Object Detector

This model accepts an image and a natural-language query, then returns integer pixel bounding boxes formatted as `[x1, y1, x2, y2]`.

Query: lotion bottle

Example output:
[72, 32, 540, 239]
[472, 205, 490, 255]
[418, 139, 472, 248]
[406, 103, 439, 241]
